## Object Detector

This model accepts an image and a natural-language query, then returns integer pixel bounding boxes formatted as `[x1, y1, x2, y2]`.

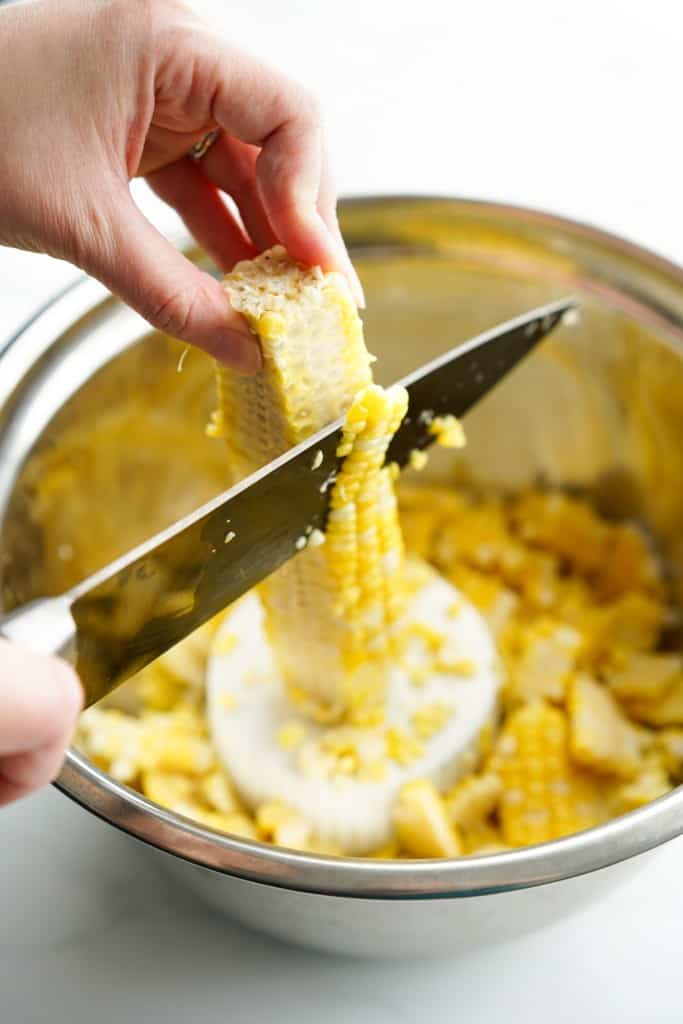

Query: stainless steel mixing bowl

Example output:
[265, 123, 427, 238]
[1, 197, 682, 958]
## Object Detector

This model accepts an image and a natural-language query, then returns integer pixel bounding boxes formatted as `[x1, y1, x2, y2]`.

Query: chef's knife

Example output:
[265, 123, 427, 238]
[0, 297, 576, 705]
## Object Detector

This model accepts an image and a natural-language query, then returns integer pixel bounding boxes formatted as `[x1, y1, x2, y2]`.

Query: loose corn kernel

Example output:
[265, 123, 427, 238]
[198, 770, 239, 813]
[611, 753, 671, 812]
[568, 673, 650, 779]
[140, 770, 195, 813]
[409, 449, 429, 471]
[256, 801, 312, 849]
[512, 491, 610, 573]
[412, 701, 453, 740]
[445, 772, 502, 833]
[393, 779, 462, 857]
[200, 811, 259, 840]
[385, 727, 424, 766]
[658, 730, 683, 781]
[428, 414, 466, 449]
[605, 652, 682, 703]
[627, 676, 683, 727]
[277, 720, 308, 751]
[507, 619, 583, 704]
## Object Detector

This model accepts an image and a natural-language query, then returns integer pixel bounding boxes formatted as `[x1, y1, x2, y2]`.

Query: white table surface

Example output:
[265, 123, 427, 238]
[1, 1, 682, 1020]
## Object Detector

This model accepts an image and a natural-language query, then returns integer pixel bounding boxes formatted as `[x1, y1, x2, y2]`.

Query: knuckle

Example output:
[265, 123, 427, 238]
[147, 283, 203, 339]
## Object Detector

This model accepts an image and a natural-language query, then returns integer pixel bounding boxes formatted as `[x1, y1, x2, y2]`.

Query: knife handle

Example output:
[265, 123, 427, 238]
[0, 595, 78, 664]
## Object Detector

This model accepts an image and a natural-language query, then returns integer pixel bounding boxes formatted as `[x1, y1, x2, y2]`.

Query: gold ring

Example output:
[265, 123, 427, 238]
[188, 129, 221, 162]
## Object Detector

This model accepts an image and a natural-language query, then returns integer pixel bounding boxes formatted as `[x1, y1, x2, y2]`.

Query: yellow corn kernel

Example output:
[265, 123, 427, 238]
[138, 710, 213, 776]
[584, 593, 663, 662]
[568, 673, 650, 779]
[141, 732, 214, 776]
[369, 842, 401, 860]
[397, 483, 466, 520]
[463, 829, 509, 856]
[356, 759, 388, 782]
[513, 491, 610, 573]
[447, 565, 519, 638]
[658, 730, 683, 781]
[605, 652, 682, 703]
[489, 701, 607, 846]
[277, 720, 308, 751]
[507, 618, 583, 704]
[597, 524, 663, 601]
[408, 448, 429, 471]
[256, 801, 312, 849]
[199, 810, 259, 840]
[136, 663, 185, 711]
[433, 503, 513, 575]
[434, 655, 476, 676]
[412, 701, 453, 740]
[406, 661, 431, 687]
[393, 779, 462, 858]
[385, 727, 424, 766]
[305, 836, 345, 856]
[445, 772, 502, 833]
[611, 753, 671, 812]
[198, 770, 239, 813]
[156, 619, 219, 688]
[409, 621, 445, 652]
[140, 770, 195, 813]
[627, 676, 683, 727]
[510, 551, 560, 610]
[428, 414, 466, 449]
[76, 707, 143, 783]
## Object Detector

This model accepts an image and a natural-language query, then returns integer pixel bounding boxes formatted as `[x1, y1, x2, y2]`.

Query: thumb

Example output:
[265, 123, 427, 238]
[84, 190, 261, 373]
[0, 640, 83, 806]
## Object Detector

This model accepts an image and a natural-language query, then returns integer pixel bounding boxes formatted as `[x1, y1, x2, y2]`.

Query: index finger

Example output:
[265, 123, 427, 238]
[187, 38, 360, 295]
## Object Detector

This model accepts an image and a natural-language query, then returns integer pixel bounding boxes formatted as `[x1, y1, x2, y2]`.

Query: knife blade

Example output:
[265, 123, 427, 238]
[0, 297, 575, 704]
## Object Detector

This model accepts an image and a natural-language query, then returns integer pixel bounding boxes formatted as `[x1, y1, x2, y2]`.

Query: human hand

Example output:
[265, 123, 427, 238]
[0, 0, 363, 372]
[0, 639, 83, 806]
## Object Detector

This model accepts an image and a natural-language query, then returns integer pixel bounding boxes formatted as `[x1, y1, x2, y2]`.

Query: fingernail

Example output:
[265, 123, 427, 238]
[329, 226, 365, 310]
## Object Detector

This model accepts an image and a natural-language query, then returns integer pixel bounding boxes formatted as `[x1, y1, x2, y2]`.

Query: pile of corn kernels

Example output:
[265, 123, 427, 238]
[77, 487, 683, 858]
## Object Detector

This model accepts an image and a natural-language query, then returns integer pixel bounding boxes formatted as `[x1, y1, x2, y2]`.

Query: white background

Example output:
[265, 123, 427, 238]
[2, 1, 682, 1020]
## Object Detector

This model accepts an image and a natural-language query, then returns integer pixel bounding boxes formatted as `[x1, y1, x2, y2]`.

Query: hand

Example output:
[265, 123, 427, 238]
[0, 640, 83, 806]
[0, 0, 363, 372]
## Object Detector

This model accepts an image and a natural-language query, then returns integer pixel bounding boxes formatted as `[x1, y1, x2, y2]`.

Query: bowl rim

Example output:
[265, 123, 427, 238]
[4, 193, 682, 899]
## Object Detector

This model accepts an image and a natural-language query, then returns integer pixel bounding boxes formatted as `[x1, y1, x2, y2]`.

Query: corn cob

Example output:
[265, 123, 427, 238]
[214, 247, 407, 719]
[488, 701, 607, 846]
